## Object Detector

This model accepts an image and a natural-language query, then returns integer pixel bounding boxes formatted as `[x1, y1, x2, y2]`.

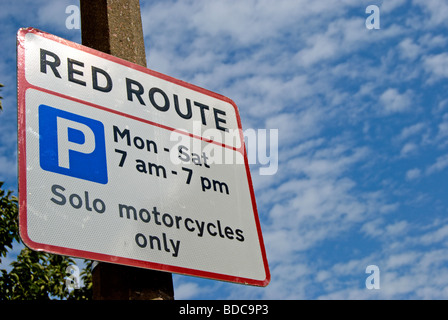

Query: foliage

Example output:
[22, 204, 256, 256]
[0, 183, 19, 260]
[0, 182, 93, 300]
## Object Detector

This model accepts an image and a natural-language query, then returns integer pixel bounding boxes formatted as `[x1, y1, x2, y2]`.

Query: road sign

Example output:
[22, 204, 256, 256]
[17, 28, 270, 286]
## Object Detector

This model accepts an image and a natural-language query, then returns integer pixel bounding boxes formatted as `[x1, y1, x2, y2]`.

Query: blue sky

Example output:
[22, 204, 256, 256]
[2, 0, 448, 299]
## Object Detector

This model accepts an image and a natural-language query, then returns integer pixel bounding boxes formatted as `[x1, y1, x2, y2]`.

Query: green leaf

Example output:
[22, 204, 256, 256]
[0, 183, 93, 300]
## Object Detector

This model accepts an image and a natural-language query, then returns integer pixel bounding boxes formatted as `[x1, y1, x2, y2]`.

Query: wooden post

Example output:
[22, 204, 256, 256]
[80, 0, 147, 67]
[79, 0, 174, 300]
[91, 263, 174, 300]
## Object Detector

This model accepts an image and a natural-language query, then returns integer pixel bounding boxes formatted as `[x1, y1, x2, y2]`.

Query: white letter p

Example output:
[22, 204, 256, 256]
[57, 117, 96, 169]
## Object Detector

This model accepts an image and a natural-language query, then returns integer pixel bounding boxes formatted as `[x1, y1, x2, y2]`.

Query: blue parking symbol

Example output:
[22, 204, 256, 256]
[39, 105, 108, 184]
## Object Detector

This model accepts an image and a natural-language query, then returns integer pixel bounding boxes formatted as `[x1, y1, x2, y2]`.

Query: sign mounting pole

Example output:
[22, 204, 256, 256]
[79, 0, 174, 300]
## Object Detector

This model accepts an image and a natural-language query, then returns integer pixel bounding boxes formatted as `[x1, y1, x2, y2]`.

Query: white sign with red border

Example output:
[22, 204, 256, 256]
[17, 28, 270, 286]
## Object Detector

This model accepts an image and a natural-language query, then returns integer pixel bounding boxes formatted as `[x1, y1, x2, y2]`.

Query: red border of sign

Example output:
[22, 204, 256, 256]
[17, 28, 270, 287]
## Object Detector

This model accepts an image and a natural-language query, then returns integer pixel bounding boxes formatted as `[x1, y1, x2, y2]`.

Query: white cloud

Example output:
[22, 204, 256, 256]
[295, 17, 368, 68]
[399, 38, 421, 61]
[420, 224, 448, 246]
[174, 282, 202, 300]
[36, 0, 72, 31]
[386, 220, 410, 237]
[386, 252, 419, 269]
[265, 109, 324, 145]
[426, 154, 448, 176]
[260, 141, 373, 268]
[423, 53, 448, 80]
[0, 154, 17, 183]
[379, 88, 413, 114]
[381, 0, 407, 12]
[419, 34, 448, 51]
[400, 142, 418, 157]
[230, 75, 316, 119]
[361, 217, 385, 238]
[296, 33, 339, 67]
[413, 0, 448, 28]
[148, 0, 360, 48]
[435, 115, 448, 145]
[397, 122, 426, 142]
[406, 168, 421, 180]
[316, 217, 448, 299]
[0, 60, 19, 187]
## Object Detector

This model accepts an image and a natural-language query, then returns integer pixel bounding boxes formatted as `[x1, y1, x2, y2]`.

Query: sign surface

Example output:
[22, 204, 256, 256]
[17, 28, 270, 286]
